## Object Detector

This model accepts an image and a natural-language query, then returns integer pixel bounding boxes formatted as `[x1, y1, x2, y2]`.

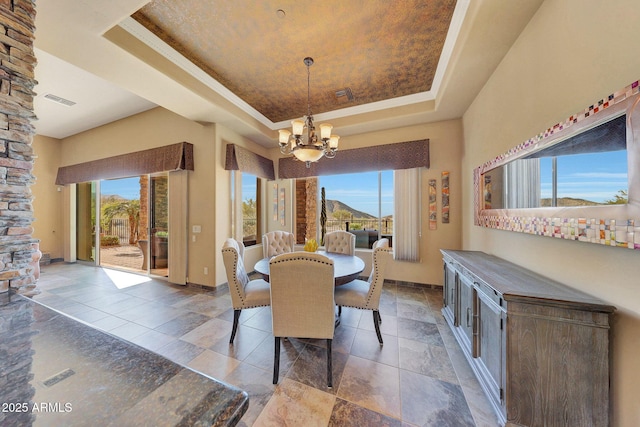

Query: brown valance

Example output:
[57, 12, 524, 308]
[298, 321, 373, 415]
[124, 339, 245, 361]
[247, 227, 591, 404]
[55, 142, 194, 185]
[277, 139, 429, 179]
[224, 144, 276, 180]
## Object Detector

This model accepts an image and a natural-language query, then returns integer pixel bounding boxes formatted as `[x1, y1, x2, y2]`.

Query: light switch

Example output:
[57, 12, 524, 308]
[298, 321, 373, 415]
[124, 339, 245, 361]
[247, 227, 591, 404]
[192, 225, 201, 233]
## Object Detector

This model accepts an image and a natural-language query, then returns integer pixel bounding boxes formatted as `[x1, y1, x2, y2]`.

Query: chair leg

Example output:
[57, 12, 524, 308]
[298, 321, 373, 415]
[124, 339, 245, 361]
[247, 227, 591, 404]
[273, 337, 281, 384]
[373, 310, 383, 345]
[229, 309, 241, 344]
[327, 339, 333, 389]
[338, 305, 342, 317]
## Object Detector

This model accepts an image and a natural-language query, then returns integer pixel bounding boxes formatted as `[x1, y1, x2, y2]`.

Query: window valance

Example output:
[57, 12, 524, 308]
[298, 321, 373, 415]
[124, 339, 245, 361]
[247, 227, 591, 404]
[224, 144, 275, 180]
[277, 139, 429, 179]
[55, 142, 194, 185]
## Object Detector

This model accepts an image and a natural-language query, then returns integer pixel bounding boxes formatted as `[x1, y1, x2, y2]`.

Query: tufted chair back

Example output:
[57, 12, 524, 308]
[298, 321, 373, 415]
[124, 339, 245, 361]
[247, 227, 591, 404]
[222, 238, 271, 344]
[269, 251, 335, 386]
[262, 231, 295, 258]
[324, 231, 356, 255]
[222, 238, 250, 305]
[368, 238, 389, 283]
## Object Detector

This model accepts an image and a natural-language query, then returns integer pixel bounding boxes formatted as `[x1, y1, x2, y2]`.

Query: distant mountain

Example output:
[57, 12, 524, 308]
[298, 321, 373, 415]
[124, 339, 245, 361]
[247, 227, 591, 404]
[539, 197, 602, 207]
[325, 199, 376, 219]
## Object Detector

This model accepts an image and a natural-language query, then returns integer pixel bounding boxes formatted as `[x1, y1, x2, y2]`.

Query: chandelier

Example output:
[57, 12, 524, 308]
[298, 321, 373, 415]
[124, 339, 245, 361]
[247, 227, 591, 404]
[278, 57, 339, 168]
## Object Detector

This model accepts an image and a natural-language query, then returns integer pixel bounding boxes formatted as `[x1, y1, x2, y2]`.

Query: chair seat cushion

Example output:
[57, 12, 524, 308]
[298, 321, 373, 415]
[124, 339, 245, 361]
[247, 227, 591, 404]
[334, 279, 371, 309]
[241, 279, 271, 308]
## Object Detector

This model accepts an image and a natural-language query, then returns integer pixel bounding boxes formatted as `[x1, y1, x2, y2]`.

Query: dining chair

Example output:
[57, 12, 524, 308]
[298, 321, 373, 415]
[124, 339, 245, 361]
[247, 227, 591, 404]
[221, 238, 271, 344]
[324, 230, 356, 255]
[334, 238, 391, 345]
[269, 252, 335, 387]
[262, 231, 295, 258]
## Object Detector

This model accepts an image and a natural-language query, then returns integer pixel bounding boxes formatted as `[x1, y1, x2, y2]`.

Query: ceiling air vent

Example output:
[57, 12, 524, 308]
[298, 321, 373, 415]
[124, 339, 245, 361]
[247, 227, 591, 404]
[335, 87, 354, 102]
[43, 93, 76, 107]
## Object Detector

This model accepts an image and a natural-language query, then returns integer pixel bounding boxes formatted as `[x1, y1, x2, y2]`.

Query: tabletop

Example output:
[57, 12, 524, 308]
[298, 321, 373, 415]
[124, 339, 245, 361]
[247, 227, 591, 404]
[253, 251, 365, 286]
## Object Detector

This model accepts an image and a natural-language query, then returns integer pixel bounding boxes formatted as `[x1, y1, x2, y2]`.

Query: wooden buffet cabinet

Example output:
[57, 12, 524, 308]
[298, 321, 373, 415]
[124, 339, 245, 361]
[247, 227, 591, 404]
[441, 250, 615, 427]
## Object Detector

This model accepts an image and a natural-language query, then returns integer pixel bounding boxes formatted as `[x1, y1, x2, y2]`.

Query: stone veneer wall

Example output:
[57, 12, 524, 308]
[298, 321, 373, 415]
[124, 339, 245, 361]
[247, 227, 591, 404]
[0, 0, 40, 295]
[294, 178, 317, 244]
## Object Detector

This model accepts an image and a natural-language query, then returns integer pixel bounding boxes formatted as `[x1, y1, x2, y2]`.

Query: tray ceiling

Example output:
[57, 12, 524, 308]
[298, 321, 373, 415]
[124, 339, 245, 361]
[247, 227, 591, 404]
[131, 0, 457, 123]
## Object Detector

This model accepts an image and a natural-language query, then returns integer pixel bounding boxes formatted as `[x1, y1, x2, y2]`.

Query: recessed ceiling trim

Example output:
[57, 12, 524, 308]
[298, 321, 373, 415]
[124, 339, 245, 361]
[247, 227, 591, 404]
[117, 1, 470, 132]
[431, 0, 471, 97]
[117, 17, 271, 127]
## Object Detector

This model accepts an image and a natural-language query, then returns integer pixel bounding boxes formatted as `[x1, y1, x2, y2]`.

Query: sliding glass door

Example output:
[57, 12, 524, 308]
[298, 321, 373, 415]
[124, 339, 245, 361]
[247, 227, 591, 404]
[75, 173, 170, 278]
[76, 182, 96, 262]
[149, 174, 169, 277]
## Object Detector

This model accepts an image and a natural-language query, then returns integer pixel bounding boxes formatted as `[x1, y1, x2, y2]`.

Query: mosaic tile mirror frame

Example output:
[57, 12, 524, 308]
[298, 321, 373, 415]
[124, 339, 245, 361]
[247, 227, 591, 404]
[474, 80, 640, 250]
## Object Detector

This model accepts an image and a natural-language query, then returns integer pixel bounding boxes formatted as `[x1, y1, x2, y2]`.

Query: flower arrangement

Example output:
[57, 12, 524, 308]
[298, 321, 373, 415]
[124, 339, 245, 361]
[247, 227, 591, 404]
[303, 238, 318, 252]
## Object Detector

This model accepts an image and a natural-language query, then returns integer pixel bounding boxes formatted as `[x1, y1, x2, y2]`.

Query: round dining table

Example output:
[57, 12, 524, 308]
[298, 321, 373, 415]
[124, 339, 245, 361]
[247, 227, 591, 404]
[253, 251, 365, 286]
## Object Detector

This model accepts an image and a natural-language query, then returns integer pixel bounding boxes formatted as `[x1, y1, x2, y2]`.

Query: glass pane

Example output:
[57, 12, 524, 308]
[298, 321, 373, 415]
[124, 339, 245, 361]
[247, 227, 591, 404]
[150, 175, 169, 276]
[242, 173, 258, 246]
[555, 150, 627, 206]
[76, 182, 96, 262]
[319, 170, 394, 248]
[99, 177, 144, 272]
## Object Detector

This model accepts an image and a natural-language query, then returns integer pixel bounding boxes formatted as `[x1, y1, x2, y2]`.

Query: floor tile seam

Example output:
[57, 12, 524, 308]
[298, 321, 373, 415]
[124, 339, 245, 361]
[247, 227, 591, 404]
[331, 394, 405, 424]
[396, 360, 462, 389]
[333, 361, 404, 422]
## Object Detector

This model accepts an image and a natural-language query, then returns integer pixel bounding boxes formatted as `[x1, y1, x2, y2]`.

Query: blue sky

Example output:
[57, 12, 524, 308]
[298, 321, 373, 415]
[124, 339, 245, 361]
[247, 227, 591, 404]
[539, 149, 627, 202]
[101, 177, 141, 199]
[319, 171, 394, 217]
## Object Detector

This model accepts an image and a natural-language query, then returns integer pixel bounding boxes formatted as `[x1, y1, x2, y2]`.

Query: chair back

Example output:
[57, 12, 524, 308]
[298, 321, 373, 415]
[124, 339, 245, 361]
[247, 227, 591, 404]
[222, 238, 250, 308]
[262, 231, 295, 258]
[324, 230, 356, 255]
[365, 243, 392, 309]
[269, 252, 335, 339]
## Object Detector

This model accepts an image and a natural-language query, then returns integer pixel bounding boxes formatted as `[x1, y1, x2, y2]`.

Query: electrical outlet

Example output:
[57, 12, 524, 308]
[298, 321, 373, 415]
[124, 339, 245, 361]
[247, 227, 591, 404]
[204, 267, 208, 275]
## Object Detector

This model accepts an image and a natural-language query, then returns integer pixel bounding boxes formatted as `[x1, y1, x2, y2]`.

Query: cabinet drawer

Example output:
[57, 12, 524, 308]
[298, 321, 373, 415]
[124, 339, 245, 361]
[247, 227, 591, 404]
[475, 279, 503, 308]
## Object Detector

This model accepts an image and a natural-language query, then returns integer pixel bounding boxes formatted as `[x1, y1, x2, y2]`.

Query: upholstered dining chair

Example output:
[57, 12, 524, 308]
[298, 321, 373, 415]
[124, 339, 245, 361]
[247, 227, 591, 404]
[262, 231, 295, 258]
[334, 238, 391, 345]
[324, 230, 356, 255]
[269, 252, 335, 387]
[222, 238, 271, 344]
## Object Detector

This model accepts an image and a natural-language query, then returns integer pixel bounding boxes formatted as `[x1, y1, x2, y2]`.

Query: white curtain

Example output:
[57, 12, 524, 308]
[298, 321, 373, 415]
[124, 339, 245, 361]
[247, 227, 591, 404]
[393, 168, 421, 262]
[504, 158, 541, 208]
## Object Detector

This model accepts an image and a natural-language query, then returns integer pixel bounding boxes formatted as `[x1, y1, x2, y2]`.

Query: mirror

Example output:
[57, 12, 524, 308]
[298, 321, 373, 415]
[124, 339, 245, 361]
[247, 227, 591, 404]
[483, 114, 628, 210]
[475, 80, 640, 250]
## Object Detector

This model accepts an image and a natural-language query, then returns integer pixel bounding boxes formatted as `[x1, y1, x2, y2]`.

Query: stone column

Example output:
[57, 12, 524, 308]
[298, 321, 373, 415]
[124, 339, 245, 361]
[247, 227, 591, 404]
[0, 0, 39, 294]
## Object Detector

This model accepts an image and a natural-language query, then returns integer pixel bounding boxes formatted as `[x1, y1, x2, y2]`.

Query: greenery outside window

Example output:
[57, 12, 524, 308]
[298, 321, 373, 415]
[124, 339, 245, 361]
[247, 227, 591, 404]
[241, 173, 262, 246]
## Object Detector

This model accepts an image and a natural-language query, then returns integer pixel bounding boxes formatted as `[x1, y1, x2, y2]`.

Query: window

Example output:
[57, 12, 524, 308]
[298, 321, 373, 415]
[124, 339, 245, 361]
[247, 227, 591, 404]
[318, 171, 393, 248]
[241, 173, 261, 246]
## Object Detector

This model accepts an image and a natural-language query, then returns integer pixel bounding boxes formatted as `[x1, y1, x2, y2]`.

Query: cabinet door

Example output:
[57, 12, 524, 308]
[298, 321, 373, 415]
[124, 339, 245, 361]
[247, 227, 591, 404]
[476, 289, 505, 414]
[458, 273, 475, 354]
[442, 262, 457, 326]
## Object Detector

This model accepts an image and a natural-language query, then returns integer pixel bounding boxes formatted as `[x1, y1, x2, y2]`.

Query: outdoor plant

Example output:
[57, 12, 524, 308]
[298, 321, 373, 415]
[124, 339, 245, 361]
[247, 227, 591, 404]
[102, 198, 141, 244]
[100, 235, 120, 246]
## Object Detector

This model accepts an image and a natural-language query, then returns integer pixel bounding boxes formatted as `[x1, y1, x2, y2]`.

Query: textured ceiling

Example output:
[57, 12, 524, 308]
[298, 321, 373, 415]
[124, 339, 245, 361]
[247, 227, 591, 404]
[132, 0, 457, 123]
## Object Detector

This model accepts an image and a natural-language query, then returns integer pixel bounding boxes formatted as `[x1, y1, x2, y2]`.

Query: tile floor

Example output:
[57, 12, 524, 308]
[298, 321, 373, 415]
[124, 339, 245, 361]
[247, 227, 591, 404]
[32, 262, 500, 426]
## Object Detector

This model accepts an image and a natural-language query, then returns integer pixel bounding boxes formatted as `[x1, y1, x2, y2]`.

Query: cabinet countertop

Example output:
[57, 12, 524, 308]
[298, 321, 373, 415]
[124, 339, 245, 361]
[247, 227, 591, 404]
[0, 292, 248, 426]
[441, 249, 615, 313]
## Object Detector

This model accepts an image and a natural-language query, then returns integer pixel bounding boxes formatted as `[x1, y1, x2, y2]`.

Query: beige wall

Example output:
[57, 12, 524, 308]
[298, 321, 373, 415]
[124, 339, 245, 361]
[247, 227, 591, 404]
[57, 107, 220, 285]
[462, 1, 640, 425]
[32, 135, 64, 260]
